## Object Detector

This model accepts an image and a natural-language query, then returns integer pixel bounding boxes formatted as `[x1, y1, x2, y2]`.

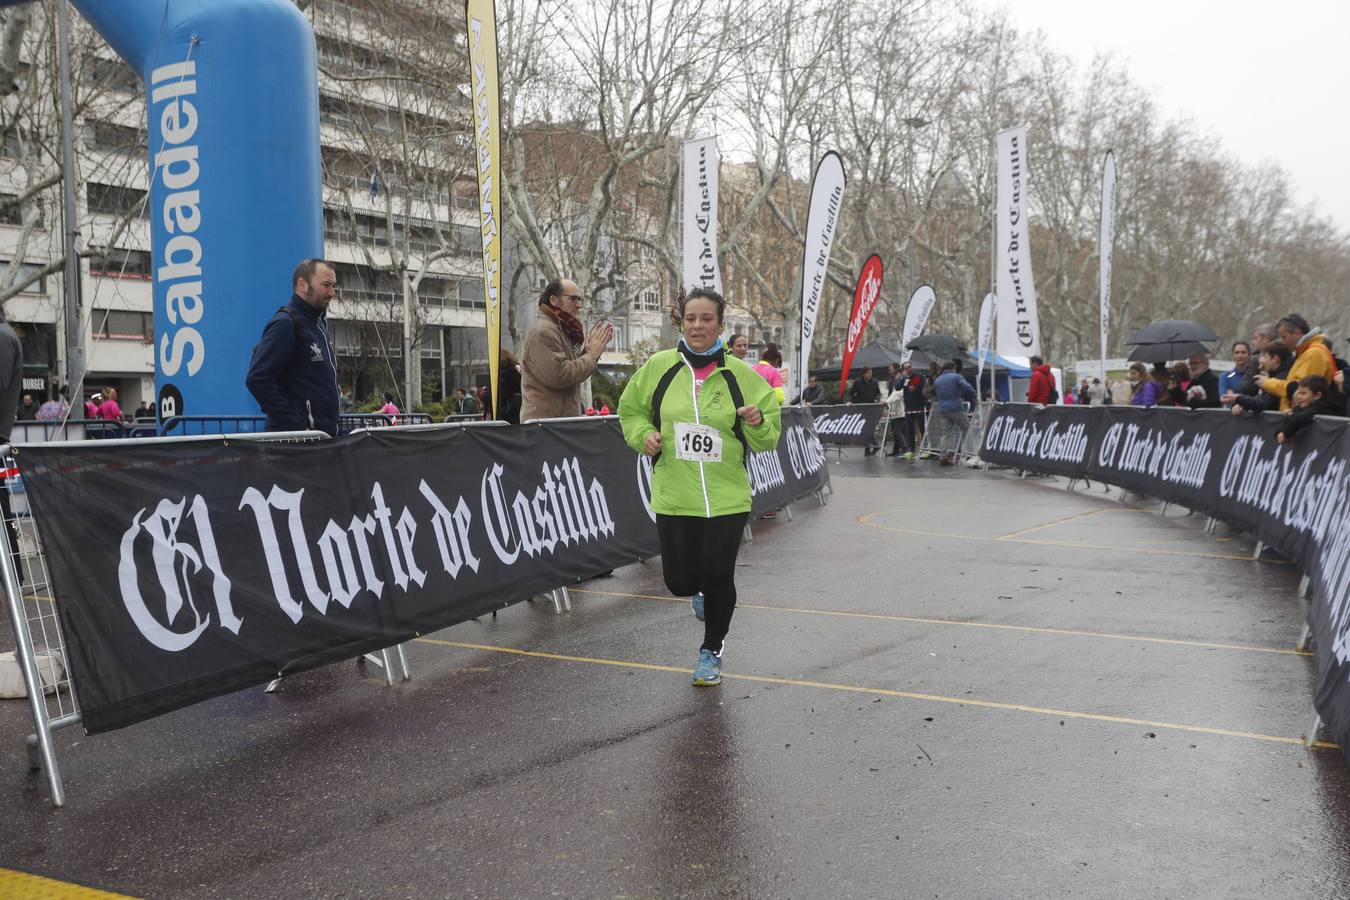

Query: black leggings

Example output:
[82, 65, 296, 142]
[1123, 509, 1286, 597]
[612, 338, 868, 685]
[656, 512, 749, 654]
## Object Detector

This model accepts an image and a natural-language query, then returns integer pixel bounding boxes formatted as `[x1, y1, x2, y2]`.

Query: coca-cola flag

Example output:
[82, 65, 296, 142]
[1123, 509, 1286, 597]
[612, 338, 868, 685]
[838, 254, 884, 399]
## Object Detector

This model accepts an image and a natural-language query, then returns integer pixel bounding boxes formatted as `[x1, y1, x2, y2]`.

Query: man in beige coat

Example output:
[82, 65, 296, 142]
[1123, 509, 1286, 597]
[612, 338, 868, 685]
[519, 278, 613, 421]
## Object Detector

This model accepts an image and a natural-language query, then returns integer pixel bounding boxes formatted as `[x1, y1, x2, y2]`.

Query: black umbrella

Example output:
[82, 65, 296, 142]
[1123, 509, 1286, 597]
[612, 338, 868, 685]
[1126, 341, 1213, 363]
[1124, 319, 1219, 345]
[905, 333, 968, 360]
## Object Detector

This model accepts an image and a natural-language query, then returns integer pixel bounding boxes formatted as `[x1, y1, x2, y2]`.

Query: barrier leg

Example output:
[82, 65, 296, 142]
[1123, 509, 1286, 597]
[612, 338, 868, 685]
[396, 644, 412, 681]
[559, 587, 572, 612]
[1160, 501, 1169, 517]
[548, 589, 565, 613]
[1299, 574, 1310, 599]
[1252, 540, 1264, 560]
[817, 488, 828, 507]
[782, 504, 794, 522]
[743, 522, 754, 543]
[1, 525, 65, 806]
[379, 649, 395, 687]
[1305, 710, 1323, 749]
[1296, 623, 1312, 653]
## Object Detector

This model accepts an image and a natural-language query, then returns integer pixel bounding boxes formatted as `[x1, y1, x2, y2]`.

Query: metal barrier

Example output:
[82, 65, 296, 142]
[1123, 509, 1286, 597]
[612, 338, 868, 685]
[919, 401, 985, 462]
[11, 418, 159, 443]
[160, 413, 434, 437]
[2, 430, 328, 807]
[442, 413, 483, 424]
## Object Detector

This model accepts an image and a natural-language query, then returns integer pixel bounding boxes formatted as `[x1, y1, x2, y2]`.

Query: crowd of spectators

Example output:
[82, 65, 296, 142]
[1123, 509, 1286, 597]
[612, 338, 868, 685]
[1123, 313, 1345, 440]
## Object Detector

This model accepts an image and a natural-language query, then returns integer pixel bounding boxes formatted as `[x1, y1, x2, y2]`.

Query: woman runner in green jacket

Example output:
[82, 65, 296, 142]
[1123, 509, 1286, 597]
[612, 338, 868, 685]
[619, 289, 782, 685]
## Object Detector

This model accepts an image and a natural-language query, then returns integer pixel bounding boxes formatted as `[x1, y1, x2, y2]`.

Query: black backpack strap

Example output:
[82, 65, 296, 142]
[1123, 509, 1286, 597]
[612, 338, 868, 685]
[720, 368, 751, 468]
[649, 359, 686, 434]
[276, 306, 303, 346]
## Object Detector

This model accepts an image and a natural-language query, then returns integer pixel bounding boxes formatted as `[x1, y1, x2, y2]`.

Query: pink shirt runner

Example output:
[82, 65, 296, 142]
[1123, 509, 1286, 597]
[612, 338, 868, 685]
[752, 361, 784, 388]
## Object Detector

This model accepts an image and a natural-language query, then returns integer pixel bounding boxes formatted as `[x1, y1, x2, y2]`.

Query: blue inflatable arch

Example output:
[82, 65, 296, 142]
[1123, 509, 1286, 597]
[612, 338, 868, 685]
[24, 0, 325, 419]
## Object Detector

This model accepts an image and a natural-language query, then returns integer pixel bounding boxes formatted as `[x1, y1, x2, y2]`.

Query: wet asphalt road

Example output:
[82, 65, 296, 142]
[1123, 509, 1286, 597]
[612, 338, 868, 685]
[3, 450, 1350, 898]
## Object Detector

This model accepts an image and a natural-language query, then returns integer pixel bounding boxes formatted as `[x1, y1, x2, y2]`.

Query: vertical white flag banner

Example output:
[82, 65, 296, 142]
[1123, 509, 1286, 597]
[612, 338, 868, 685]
[975, 291, 996, 392]
[1099, 150, 1117, 377]
[796, 151, 847, 403]
[681, 137, 722, 294]
[899, 284, 937, 364]
[994, 126, 1041, 358]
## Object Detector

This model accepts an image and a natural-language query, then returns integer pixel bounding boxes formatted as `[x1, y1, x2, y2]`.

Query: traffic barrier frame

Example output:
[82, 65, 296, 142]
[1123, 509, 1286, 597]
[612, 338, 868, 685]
[2, 430, 328, 807]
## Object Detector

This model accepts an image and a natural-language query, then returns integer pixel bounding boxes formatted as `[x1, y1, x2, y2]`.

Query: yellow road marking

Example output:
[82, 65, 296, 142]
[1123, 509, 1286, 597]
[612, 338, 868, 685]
[994, 508, 1107, 540]
[569, 588, 1312, 658]
[414, 638, 1339, 751]
[0, 868, 135, 898]
[858, 511, 1289, 564]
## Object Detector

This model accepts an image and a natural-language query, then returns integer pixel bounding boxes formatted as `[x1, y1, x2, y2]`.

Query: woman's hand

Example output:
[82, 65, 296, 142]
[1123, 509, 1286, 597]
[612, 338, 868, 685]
[737, 405, 763, 427]
[643, 431, 662, 456]
[1254, 372, 1268, 387]
[1276, 432, 1288, 445]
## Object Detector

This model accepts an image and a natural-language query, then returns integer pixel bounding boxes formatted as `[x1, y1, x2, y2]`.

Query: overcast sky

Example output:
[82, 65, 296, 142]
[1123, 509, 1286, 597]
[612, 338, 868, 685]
[991, 0, 1350, 231]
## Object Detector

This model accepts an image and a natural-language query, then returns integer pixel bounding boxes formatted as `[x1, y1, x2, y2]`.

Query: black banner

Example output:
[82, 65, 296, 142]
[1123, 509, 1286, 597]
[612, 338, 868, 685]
[981, 404, 1350, 762]
[809, 403, 886, 446]
[17, 414, 830, 733]
[749, 406, 830, 514]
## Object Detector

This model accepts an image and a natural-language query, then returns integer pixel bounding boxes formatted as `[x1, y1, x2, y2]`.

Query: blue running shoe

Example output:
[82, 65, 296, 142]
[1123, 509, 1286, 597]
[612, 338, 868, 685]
[691, 592, 705, 621]
[691, 648, 722, 686]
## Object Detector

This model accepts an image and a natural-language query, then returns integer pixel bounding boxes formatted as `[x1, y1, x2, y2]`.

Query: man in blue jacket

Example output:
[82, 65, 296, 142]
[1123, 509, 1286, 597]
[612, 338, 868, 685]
[932, 361, 976, 466]
[246, 259, 341, 435]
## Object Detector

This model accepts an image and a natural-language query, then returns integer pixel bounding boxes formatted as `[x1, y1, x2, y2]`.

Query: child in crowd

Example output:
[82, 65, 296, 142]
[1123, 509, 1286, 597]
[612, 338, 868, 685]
[1233, 342, 1293, 415]
[1275, 375, 1346, 444]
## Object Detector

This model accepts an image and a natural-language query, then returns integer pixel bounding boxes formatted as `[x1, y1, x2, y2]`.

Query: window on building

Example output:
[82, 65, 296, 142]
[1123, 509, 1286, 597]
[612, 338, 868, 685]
[417, 277, 446, 306]
[0, 260, 46, 294]
[642, 290, 660, 311]
[0, 194, 40, 228]
[89, 249, 153, 280]
[457, 280, 485, 309]
[86, 183, 149, 220]
[0, 128, 28, 159]
[85, 57, 141, 93]
[86, 121, 146, 155]
[92, 309, 153, 340]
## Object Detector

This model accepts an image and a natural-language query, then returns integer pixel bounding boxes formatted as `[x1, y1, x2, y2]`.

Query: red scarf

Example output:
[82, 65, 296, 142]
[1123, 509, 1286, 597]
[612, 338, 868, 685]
[546, 305, 585, 349]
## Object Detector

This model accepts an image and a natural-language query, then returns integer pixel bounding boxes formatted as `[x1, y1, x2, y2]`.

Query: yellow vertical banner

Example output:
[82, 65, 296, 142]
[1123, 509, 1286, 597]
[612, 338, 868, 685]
[465, 0, 502, 417]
